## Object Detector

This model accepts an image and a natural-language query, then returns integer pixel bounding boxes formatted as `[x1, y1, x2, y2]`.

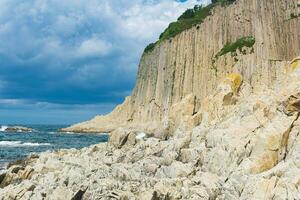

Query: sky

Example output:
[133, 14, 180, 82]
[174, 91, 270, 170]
[0, 0, 210, 125]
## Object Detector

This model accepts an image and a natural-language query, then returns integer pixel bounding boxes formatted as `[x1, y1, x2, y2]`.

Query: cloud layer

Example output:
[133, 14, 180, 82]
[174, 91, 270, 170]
[0, 0, 209, 124]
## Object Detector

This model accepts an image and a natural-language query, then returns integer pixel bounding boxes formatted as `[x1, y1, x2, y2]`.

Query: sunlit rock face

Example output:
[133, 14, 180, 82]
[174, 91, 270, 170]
[63, 0, 300, 135]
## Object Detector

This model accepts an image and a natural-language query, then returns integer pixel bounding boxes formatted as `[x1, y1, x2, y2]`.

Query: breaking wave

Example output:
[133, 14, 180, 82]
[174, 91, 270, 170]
[0, 125, 108, 166]
[0, 141, 51, 147]
[0, 125, 8, 132]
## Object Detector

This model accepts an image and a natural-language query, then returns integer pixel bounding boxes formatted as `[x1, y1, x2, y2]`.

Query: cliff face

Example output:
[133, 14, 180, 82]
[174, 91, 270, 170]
[63, 0, 300, 133]
[3, 1, 300, 198]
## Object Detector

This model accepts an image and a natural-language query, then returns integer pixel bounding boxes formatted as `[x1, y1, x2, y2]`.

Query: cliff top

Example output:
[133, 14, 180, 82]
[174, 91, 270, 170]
[144, 0, 237, 53]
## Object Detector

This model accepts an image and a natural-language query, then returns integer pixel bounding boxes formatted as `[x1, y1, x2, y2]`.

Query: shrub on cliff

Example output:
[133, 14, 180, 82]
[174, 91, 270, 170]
[290, 13, 300, 19]
[144, 43, 157, 53]
[215, 36, 256, 58]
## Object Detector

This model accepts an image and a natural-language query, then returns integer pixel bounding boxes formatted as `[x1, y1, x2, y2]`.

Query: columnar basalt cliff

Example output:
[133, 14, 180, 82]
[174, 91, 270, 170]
[63, 0, 300, 134]
[2, 0, 300, 199]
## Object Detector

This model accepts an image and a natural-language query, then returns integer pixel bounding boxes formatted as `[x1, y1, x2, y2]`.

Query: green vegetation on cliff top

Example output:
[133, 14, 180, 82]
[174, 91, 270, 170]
[144, 0, 237, 53]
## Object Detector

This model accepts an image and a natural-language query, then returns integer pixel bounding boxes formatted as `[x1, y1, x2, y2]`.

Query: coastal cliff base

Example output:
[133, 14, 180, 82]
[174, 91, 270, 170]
[1, 58, 300, 199]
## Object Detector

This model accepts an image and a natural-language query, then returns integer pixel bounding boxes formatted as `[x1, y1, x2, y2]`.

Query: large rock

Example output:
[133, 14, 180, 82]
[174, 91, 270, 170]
[4, 126, 33, 132]
[0, 155, 38, 188]
[282, 93, 300, 115]
[109, 128, 137, 149]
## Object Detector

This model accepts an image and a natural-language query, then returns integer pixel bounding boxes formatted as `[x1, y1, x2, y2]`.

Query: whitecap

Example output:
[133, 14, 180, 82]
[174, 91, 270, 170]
[0, 125, 8, 132]
[65, 131, 75, 134]
[0, 168, 7, 174]
[0, 162, 7, 173]
[0, 141, 51, 147]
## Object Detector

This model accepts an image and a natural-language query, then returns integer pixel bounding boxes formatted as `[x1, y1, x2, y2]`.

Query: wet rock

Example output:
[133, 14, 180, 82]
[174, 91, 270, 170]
[5, 126, 33, 132]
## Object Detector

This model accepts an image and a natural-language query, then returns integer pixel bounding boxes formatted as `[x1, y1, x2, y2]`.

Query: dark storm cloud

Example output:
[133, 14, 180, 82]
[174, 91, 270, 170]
[0, 0, 209, 123]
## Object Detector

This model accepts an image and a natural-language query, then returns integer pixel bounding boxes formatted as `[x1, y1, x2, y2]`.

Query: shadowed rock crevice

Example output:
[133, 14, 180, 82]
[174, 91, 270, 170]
[71, 188, 88, 200]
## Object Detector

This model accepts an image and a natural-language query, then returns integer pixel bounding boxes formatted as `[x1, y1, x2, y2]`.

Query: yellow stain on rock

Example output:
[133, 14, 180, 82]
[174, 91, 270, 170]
[251, 152, 278, 174]
[291, 56, 300, 71]
[226, 73, 243, 93]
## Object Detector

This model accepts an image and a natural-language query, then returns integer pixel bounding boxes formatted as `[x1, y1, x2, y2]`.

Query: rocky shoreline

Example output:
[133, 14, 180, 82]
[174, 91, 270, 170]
[0, 126, 33, 133]
[1, 60, 300, 199]
[1, 0, 300, 199]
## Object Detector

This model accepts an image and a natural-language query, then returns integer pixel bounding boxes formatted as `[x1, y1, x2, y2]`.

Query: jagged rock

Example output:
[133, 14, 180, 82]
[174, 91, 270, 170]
[179, 148, 200, 163]
[126, 132, 137, 146]
[0, 165, 35, 189]
[156, 161, 194, 178]
[282, 93, 300, 115]
[249, 114, 296, 174]
[109, 128, 136, 148]
[20, 167, 34, 180]
[4, 126, 33, 132]
[7, 154, 39, 169]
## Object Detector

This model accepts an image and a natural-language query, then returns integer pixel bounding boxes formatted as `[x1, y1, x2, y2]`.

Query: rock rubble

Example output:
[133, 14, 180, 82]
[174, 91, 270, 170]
[1, 58, 300, 199]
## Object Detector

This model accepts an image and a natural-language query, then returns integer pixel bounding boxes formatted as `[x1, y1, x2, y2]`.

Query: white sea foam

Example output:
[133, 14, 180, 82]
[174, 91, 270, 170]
[66, 131, 74, 134]
[0, 141, 51, 147]
[0, 125, 8, 132]
[0, 168, 7, 174]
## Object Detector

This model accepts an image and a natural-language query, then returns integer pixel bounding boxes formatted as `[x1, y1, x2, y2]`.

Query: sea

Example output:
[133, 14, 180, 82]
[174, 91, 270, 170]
[0, 125, 108, 172]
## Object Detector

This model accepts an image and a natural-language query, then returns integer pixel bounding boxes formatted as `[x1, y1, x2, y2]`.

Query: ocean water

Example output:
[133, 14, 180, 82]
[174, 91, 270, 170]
[0, 125, 108, 171]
